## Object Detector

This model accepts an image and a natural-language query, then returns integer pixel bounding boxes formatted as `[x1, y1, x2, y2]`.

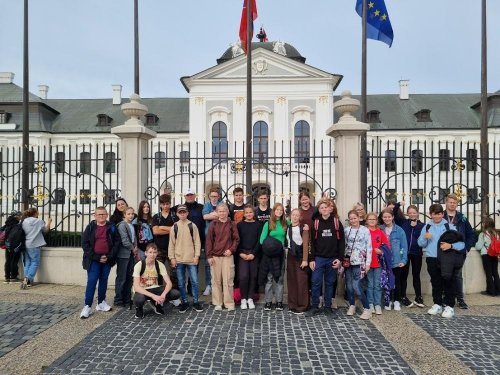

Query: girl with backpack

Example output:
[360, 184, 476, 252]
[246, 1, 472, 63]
[259, 202, 288, 312]
[379, 208, 408, 311]
[344, 210, 372, 319]
[21, 208, 52, 289]
[365, 212, 390, 315]
[1, 211, 23, 283]
[286, 208, 310, 314]
[475, 217, 500, 296]
[135, 200, 154, 261]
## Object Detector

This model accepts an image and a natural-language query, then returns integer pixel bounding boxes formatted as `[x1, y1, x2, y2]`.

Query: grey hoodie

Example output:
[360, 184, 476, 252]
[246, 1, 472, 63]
[22, 217, 47, 248]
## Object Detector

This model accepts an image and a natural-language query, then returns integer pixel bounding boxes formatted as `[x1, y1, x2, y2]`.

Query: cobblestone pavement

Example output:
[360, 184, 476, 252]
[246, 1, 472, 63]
[408, 313, 500, 375]
[45, 304, 414, 375]
[0, 301, 78, 358]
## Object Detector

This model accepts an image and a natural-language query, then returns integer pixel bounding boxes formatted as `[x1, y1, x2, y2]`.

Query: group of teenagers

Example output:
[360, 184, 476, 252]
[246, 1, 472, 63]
[77, 187, 500, 320]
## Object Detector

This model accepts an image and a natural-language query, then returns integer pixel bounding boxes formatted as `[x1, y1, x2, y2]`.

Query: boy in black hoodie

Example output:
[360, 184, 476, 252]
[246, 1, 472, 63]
[306, 200, 345, 316]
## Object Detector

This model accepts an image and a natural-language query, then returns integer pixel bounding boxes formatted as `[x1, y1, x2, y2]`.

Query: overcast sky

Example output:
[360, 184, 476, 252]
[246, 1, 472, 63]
[1, 0, 499, 99]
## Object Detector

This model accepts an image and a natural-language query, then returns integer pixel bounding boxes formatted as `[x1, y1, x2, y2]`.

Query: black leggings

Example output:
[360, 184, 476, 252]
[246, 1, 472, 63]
[400, 253, 423, 298]
[238, 257, 258, 300]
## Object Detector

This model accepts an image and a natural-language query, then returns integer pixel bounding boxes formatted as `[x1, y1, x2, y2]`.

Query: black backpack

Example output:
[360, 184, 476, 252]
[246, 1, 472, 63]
[139, 260, 164, 286]
[6, 222, 26, 253]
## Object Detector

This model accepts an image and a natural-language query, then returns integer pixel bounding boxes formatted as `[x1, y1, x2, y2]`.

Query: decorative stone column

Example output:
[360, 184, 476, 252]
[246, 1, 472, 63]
[111, 94, 156, 205]
[326, 91, 369, 220]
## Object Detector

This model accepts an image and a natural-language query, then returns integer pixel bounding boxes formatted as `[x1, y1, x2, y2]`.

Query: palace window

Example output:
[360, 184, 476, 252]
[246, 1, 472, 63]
[294, 120, 310, 163]
[97, 114, 113, 126]
[104, 189, 117, 205]
[366, 110, 381, 123]
[52, 188, 66, 204]
[80, 152, 91, 174]
[415, 109, 432, 122]
[104, 152, 116, 173]
[179, 151, 190, 163]
[466, 148, 477, 171]
[411, 149, 423, 172]
[411, 189, 424, 204]
[253, 121, 268, 164]
[55, 152, 65, 173]
[145, 113, 159, 125]
[155, 151, 166, 169]
[0, 110, 10, 124]
[80, 189, 91, 205]
[439, 149, 450, 171]
[212, 121, 228, 162]
[385, 150, 396, 172]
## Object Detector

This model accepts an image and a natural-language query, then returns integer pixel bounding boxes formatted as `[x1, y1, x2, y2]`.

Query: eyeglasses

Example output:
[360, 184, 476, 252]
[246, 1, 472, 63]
[96, 214, 108, 216]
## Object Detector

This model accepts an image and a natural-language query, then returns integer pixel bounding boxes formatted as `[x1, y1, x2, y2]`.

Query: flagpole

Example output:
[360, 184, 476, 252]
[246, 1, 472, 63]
[480, 0, 488, 214]
[22, 0, 30, 211]
[360, 0, 368, 206]
[134, 0, 139, 94]
[245, 0, 253, 203]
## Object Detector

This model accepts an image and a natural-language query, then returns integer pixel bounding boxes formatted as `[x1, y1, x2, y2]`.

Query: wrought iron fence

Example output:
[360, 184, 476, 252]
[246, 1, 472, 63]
[366, 138, 500, 228]
[0, 143, 121, 246]
[143, 139, 338, 211]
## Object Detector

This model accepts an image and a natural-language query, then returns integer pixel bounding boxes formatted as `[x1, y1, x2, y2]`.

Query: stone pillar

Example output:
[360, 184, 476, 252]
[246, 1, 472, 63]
[326, 91, 369, 220]
[111, 94, 156, 205]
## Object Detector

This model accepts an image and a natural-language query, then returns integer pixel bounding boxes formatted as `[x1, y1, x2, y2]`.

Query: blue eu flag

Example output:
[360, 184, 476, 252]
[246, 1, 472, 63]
[356, 0, 394, 47]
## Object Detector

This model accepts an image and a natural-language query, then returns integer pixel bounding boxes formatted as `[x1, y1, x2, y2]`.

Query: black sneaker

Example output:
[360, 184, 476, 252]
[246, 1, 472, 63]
[324, 307, 334, 316]
[305, 307, 322, 317]
[179, 303, 190, 313]
[135, 306, 144, 319]
[401, 296, 411, 307]
[154, 303, 165, 315]
[264, 302, 272, 311]
[414, 296, 425, 308]
[192, 302, 204, 312]
[275, 302, 284, 311]
[457, 299, 468, 309]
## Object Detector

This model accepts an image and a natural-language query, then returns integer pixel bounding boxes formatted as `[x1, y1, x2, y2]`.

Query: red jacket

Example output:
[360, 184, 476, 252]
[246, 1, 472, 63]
[205, 220, 240, 258]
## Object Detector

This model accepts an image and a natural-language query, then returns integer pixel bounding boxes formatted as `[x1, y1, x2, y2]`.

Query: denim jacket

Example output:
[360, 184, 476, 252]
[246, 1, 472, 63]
[379, 223, 408, 268]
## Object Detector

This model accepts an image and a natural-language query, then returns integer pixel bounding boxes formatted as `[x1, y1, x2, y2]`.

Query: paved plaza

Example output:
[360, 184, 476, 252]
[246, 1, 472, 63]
[0, 283, 498, 375]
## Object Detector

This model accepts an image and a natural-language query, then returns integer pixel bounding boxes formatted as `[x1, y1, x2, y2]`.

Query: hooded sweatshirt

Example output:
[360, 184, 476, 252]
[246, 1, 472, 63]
[22, 217, 47, 248]
[417, 219, 465, 258]
[310, 215, 345, 260]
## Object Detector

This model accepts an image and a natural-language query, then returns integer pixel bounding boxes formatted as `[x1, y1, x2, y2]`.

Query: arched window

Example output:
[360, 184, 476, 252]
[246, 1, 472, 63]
[294, 120, 310, 163]
[253, 121, 268, 164]
[212, 121, 228, 162]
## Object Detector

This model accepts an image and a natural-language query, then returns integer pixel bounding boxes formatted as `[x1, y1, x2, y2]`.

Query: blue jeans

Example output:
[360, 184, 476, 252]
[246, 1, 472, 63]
[202, 250, 211, 287]
[84, 261, 112, 307]
[366, 267, 382, 306]
[176, 264, 199, 303]
[23, 247, 41, 282]
[114, 255, 134, 305]
[311, 256, 338, 308]
[346, 265, 369, 309]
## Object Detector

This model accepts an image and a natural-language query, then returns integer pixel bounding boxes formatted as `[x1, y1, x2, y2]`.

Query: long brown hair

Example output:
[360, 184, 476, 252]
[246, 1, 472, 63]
[138, 200, 152, 224]
[269, 203, 287, 230]
[22, 207, 38, 220]
[482, 217, 498, 238]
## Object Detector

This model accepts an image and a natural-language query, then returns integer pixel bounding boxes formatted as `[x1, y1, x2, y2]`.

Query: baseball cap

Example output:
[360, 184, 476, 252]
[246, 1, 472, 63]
[184, 188, 195, 195]
[177, 204, 188, 213]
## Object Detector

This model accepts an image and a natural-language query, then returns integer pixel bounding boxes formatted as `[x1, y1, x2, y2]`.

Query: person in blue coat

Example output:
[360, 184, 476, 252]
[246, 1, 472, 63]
[380, 208, 408, 311]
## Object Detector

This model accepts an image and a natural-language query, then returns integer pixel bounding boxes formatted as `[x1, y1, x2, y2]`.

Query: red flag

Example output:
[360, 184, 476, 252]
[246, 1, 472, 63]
[239, 0, 258, 54]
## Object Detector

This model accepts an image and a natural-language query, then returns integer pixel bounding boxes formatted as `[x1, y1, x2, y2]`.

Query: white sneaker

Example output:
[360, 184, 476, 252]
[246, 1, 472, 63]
[214, 305, 222, 311]
[226, 306, 235, 312]
[247, 299, 255, 309]
[427, 304, 443, 316]
[441, 306, 455, 318]
[80, 305, 92, 319]
[96, 301, 112, 312]
[360, 308, 372, 320]
[346, 305, 356, 316]
[393, 301, 401, 311]
[170, 298, 181, 307]
[240, 299, 248, 310]
[384, 302, 392, 311]
[369, 304, 375, 313]
[203, 285, 212, 296]
[375, 305, 382, 315]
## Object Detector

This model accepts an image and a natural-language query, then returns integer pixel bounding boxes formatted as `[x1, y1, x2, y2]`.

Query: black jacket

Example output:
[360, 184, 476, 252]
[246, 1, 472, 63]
[81, 220, 117, 270]
[310, 215, 345, 261]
